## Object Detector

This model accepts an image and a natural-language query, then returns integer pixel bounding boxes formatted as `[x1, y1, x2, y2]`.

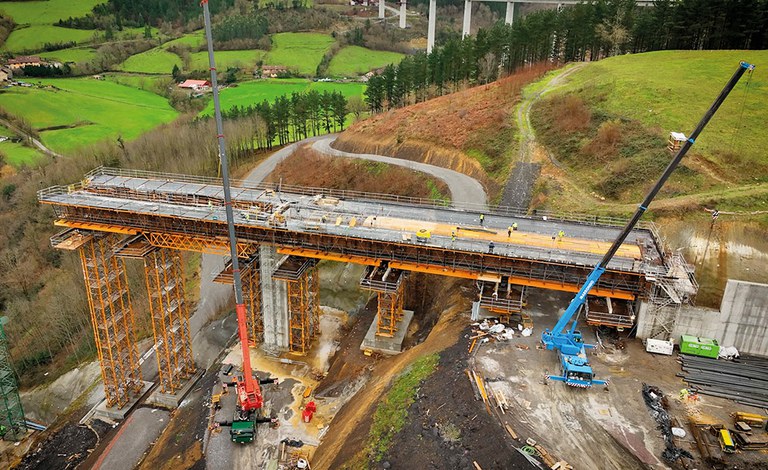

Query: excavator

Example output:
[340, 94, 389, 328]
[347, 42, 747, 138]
[542, 61, 754, 388]
[201, 1, 278, 443]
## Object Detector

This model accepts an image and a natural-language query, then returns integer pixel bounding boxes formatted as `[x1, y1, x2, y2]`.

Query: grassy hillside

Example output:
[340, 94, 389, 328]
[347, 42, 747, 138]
[117, 48, 182, 74]
[0, 79, 178, 155]
[39, 46, 97, 64]
[188, 49, 265, 72]
[530, 50, 768, 212]
[0, 0, 103, 25]
[162, 31, 206, 50]
[327, 46, 404, 77]
[3, 25, 97, 52]
[199, 79, 366, 116]
[264, 32, 335, 76]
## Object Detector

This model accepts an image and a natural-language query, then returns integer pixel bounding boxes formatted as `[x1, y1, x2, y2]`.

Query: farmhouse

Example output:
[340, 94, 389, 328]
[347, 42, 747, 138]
[178, 79, 211, 91]
[7, 56, 43, 70]
[255, 65, 289, 79]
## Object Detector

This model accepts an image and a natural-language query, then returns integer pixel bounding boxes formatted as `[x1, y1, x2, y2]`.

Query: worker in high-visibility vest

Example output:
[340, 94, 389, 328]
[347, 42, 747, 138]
[512, 222, 518, 231]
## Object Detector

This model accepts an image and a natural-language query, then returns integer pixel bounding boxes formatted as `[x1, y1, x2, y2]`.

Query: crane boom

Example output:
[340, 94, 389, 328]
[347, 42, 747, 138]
[542, 61, 755, 388]
[202, 1, 262, 413]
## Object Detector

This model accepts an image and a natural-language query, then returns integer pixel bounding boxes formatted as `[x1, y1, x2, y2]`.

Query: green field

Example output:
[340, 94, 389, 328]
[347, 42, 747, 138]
[264, 33, 335, 76]
[0, 0, 103, 25]
[3, 25, 97, 52]
[105, 74, 170, 93]
[560, 50, 768, 165]
[189, 50, 265, 72]
[200, 79, 366, 116]
[162, 31, 206, 50]
[0, 79, 178, 154]
[117, 48, 182, 74]
[0, 140, 44, 166]
[327, 46, 404, 77]
[39, 47, 97, 64]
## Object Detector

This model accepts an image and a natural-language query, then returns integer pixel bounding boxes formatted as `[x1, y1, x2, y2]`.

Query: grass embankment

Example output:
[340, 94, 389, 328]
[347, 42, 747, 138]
[0, 78, 178, 155]
[365, 354, 439, 464]
[264, 32, 335, 76]
[529, 50, 768, 215]
[2, 25, 96, 52]
[327, 46, 404, 77]
[266, 147, 450, 201]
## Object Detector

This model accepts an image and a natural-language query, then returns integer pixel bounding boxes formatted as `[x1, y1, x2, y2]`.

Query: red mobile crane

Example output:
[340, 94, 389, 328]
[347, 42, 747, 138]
[201, 1, 277, 443]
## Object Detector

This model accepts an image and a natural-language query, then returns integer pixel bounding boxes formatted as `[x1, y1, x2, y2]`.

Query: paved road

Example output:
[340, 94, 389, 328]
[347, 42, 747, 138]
[0, 117, 64, 159]
[312, 136, 488, 208]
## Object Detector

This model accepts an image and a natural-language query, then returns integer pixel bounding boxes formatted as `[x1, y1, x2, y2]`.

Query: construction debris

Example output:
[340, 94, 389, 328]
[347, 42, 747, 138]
[678, 354, 768, 408]
[641, 384, 694, 463]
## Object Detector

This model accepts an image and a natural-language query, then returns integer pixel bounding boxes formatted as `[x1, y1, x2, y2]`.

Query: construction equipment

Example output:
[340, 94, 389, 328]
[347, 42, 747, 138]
[202, 0, 277, 443]
[541, 61, 754, 388]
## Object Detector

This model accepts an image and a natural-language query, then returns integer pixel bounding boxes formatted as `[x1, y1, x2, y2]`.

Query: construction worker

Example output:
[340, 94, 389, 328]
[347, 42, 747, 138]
[488, 241, 495, 253]
[479, 213, 485, 226]
[712, 209, 720, 221]
[451, 231, 457, 242]
[512, 222, 518, 231]
[507, 226, 512, 237]
[558, 230, 565, 240]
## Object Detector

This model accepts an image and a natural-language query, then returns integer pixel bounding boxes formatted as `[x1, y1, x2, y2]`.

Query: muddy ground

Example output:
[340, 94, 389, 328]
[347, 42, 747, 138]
[16, 419, 111, 470]
[382, 328, 531, 469]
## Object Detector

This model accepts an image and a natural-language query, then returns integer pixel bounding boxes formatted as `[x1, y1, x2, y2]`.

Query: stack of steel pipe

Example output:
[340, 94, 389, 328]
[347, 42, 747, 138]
[678, 354, 768, 408]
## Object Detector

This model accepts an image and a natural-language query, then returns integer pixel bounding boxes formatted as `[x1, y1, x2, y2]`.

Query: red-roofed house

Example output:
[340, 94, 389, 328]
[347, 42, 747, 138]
[7, 56, 43, 70]
[178, 79, 211, 91]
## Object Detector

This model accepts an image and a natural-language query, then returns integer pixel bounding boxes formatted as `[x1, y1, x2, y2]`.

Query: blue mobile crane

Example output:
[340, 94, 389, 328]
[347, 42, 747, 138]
[541, 61, 755, 388]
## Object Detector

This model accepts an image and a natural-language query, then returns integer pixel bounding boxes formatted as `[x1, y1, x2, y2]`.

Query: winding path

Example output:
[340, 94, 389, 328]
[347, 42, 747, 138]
[0, 117, 64, 159]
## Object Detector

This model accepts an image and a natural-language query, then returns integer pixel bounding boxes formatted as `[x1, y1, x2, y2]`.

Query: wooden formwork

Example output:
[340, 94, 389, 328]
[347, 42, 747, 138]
[143, 248, 195, 394]
[78, 234, 142, 408]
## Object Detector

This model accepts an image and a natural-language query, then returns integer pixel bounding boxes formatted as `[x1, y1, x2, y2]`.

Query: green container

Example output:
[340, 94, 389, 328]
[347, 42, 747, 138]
[680, 335, 720, 358]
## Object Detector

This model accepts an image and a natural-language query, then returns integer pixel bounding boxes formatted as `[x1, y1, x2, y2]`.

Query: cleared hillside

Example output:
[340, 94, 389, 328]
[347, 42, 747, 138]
[335, 64, 554, 198]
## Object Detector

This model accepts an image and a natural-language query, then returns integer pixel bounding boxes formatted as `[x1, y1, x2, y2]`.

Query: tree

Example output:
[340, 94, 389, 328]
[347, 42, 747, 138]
[171, 64, 182, 82]
[346, 95, 366, 121]
[143, 24, 152, 39]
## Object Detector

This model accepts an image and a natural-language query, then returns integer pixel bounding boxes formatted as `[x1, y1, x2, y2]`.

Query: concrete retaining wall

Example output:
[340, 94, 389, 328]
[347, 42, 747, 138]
[637, 279, 768, 357]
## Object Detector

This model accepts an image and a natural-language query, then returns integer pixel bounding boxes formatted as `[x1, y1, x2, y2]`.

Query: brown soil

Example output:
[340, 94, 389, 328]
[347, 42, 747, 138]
[382, 329, 531, 470]
[264, 145, 450, 199]
[313, 278, 480, 469]
[137, 369, 219, 470]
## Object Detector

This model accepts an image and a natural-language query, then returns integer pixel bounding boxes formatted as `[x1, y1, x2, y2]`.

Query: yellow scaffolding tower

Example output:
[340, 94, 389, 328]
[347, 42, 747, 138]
[143, 249, 195, 394]
[285, 267, 320, 355]
[376, 282, 405, 337]
[78, 234, 142, 408]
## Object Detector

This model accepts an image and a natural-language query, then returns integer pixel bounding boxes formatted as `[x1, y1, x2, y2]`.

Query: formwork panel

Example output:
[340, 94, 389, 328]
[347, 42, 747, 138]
[144, 249, 195, 394]
[78, 235, 142, 408]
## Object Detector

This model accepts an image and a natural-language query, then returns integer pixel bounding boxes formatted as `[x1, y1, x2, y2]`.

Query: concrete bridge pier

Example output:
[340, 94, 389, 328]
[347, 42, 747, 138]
[505, 0, 516, 24]
[260, 245, 289, 351]
[427, 0, 437, 53]
[379, 0, 385, 19]
[462, 0, 472, 37]
[400, 0, 407, 29]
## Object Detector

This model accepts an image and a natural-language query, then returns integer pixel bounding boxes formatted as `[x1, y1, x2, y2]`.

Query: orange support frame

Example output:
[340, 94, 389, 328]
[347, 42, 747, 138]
[78, 235, 142, 408]
[287, 266, 320, 355]
[143, 249, 195, 394]
[376, 282, 405, 337]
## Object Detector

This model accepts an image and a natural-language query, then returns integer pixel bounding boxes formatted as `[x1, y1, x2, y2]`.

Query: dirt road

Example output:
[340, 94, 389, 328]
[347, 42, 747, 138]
[501, 64, 586, 209]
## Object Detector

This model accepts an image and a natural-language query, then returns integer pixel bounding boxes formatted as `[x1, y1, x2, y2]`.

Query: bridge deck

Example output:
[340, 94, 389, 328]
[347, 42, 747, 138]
[39, 168, 673, 298]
